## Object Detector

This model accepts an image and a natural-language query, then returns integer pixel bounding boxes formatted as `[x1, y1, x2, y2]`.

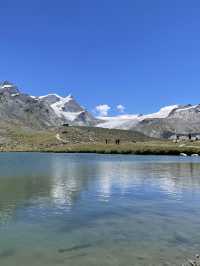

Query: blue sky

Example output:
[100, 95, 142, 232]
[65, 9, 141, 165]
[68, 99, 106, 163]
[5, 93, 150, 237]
[0, 0, 200, 116]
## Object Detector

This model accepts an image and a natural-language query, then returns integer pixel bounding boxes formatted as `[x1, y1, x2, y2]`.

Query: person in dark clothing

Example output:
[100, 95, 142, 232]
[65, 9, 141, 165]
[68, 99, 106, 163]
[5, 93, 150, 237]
[105, 139, 108, 144]
[175, 135, 179, 143]
[188, 133, 192, 140]
[115, 139, 120, 145]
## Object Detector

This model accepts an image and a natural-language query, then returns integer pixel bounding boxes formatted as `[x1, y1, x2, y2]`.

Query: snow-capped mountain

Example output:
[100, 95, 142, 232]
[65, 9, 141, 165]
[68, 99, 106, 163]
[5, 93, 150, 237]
[97, 105, 179, 129]
[0, 81, 62, 128]
[0, 81, 97, 128]
[1, 81, 200, 139]
[38, 93, 98, 126]
[97, 104, 200, 138]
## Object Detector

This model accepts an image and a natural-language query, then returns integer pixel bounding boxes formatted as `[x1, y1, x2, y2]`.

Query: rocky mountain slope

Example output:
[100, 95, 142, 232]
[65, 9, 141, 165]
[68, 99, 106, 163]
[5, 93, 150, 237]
[136, 104, 200, 138]
[0, 81, 98, 129]
[38, 93, 98, 126]
[0, 81, 61, 129]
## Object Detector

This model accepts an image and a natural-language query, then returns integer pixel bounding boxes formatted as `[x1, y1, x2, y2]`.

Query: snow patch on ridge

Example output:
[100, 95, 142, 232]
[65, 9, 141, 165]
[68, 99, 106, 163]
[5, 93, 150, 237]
[97, 115, 140, 129]
[175, 105, 198, 112]
[97, 105, 179, 129]
[141, 105, 179, 119]
[1, 84, 13, 89]
[39, 93, 71, 101]
[40, 94, 83, 122]
[11, 93, 20, 97]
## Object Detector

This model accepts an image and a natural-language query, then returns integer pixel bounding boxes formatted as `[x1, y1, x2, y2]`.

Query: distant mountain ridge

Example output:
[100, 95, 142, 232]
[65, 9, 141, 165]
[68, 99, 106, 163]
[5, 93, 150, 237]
[98, 104, 200, 138]
[0, 81, 200, 139]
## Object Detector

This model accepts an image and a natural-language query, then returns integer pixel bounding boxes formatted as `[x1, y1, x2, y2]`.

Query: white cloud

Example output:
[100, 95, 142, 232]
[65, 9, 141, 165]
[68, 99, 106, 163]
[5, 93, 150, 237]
[95, 104, 111, 117]
[117, 104, 125, 113]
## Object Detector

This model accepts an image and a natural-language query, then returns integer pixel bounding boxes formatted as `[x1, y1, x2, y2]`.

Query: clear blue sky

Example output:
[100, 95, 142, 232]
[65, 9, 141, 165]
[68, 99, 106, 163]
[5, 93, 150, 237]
[0, 0, 200, 115]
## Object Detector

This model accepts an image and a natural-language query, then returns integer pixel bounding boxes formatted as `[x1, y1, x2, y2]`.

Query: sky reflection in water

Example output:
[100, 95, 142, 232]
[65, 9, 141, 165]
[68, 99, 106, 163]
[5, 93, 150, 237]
[0, 153, 200, 265]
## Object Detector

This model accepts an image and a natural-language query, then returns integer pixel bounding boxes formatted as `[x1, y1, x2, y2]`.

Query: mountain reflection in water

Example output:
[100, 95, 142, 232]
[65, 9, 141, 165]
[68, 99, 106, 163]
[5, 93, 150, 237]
[1, 154, 200, 265]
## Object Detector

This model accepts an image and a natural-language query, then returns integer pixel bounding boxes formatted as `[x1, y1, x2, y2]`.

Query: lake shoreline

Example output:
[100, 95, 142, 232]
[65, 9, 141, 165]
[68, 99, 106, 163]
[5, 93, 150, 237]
[1, 141, 200, 156]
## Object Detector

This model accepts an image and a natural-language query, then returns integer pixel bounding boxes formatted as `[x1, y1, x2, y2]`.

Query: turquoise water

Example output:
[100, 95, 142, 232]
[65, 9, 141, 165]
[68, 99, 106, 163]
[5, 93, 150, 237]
[0, 153, 200, 265]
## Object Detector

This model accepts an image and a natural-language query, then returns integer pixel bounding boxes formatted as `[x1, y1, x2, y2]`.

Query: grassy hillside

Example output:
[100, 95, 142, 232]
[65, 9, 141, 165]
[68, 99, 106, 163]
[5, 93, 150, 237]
[57, 126, 152, 143]
[1, 123, 200, 155]
[0, 123, 151, 149]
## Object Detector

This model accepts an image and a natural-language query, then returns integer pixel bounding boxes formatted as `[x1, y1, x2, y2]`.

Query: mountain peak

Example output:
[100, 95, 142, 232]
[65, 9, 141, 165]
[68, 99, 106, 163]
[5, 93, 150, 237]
[37, 92, 97, 125]
[39, 93, 73, 100]
[0, 80, 15, 88]
[0, 81, 19, 95]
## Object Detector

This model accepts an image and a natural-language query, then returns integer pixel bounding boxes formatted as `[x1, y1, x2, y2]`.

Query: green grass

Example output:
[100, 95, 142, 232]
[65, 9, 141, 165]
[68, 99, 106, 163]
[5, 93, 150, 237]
[44, 142, 200, 155]
[1, 124, 200, 155]
[2, 141, 200, 155]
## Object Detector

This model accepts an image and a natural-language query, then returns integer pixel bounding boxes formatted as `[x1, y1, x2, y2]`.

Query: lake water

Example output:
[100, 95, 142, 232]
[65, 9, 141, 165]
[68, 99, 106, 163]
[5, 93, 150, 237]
[0, 153, 200, 265]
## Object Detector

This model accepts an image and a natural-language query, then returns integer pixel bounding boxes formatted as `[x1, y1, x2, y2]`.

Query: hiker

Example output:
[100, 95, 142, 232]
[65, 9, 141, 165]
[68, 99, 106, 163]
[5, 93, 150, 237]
[175, 135, 179, 143]
[115, 139, 120, 145]
[188, 133, 192, 141]
[105, 139, 108, 144]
